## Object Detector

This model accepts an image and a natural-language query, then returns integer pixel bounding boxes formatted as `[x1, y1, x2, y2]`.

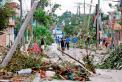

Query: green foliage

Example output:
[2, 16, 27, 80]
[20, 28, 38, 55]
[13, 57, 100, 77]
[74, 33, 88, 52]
[0, 5, 14, 31]
[98, 44, 122, 69]
[38, 0, 49, 9]
[34, 8, 51, 28]
[33, 3, 57, 45]
[51, 4, 61, 13]
[33, 25, 54, 45]
[83, 55, 96, 73]
[52, 74, 62, 80]
[5, 51, 43, 72]
[119, 21, 122, 25]
[58, 11, 82, 35]
[101, 13, 109, 21]
[58, 11, 72, 24]
[50, 4, 61, 23]
[64, 25, 77, 35]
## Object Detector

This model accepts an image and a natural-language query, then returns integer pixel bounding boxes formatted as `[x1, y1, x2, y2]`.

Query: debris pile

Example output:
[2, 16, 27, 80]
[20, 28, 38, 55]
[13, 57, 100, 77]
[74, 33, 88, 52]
[98, 44, 122, 69]
[83, 55, 96, 74]
[0, 70, 13, 80]
[4, 51, 43, 72]
[0, 45, 8, 63]
[36, 61, 90, 81]
[0, 59, 90, 81]
[0, 44, 94, 81]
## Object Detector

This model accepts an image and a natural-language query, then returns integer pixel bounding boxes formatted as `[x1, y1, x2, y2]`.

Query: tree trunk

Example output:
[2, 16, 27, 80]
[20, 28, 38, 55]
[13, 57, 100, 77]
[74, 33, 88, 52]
[0, 1, 39, 68]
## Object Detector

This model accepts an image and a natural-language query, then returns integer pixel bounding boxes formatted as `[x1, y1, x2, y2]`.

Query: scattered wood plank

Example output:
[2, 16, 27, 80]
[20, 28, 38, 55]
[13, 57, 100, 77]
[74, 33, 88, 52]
[59, 75, 66, 80]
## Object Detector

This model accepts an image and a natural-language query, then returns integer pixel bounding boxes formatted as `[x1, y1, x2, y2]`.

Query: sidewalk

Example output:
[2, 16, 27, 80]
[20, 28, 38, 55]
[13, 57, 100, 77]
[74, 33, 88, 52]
[88, 69, 122, 82]
[46, 43, 122, 82]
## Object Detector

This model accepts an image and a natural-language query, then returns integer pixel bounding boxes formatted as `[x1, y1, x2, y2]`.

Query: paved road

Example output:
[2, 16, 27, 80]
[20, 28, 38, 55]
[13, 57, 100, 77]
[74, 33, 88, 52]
[46, 43, 122, 82]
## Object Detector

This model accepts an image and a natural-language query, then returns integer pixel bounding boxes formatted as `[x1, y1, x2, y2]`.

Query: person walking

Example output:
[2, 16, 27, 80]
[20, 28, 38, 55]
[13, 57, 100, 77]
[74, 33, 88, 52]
[57, 36, 61, 48]
[72, 36, 78, 48]
[40, 37, 45, 52]
[65, 36, 70, 50]
[60, 38, 65, 51]
[72, 35, 78, 60]
[86, 36, 90, 48]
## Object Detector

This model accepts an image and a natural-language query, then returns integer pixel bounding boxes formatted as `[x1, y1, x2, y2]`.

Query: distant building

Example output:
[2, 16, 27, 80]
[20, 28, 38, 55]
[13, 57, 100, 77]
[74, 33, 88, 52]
[108, 9, 122, 46]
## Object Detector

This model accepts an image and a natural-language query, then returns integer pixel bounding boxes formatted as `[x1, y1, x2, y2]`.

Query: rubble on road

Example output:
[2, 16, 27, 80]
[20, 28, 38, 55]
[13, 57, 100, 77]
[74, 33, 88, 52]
[0, 43, 96, 81]
[0, 59, 90, 81]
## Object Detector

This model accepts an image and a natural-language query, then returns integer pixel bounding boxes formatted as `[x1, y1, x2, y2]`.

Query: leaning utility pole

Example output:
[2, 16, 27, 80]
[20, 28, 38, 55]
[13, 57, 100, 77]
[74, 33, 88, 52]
[0, 1, 39, 68]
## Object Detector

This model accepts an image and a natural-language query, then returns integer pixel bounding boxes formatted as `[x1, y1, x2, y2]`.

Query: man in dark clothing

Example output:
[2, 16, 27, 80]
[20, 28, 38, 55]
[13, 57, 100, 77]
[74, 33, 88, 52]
[86, 36, 90, 48]
[60, 38, 65, 51]
[40, 37, 45, 51]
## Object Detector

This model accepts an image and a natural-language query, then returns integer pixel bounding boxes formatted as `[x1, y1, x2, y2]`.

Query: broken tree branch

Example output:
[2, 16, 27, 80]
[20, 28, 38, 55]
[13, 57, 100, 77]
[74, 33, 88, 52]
[57, 48, 94, 75]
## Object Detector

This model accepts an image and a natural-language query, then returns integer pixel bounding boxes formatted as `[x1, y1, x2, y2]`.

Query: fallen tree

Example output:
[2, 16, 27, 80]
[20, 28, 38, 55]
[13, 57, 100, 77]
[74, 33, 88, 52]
[98, 44, 122, 69]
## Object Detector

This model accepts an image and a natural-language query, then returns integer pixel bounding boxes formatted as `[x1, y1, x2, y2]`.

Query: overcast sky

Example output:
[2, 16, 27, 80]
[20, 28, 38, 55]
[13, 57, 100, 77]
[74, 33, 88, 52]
[50, 0, 118, 15]
[13, 0, 119, 16]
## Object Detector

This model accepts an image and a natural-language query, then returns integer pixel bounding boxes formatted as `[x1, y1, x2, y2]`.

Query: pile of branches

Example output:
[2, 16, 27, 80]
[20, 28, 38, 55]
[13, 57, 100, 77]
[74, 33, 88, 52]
[38, 61, 90, 81]
[0, 45, 8, 63]
[4, 51, 43, 72]
[98, 44, 122, 69]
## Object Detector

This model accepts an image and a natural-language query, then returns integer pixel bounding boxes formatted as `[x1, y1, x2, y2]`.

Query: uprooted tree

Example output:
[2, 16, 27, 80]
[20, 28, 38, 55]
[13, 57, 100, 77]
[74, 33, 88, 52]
[98, 44, 122, 69]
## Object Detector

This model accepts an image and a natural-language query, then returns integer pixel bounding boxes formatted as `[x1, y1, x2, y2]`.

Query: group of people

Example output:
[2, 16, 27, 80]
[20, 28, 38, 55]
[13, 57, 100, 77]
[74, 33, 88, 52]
[56, 35, 78, 51]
